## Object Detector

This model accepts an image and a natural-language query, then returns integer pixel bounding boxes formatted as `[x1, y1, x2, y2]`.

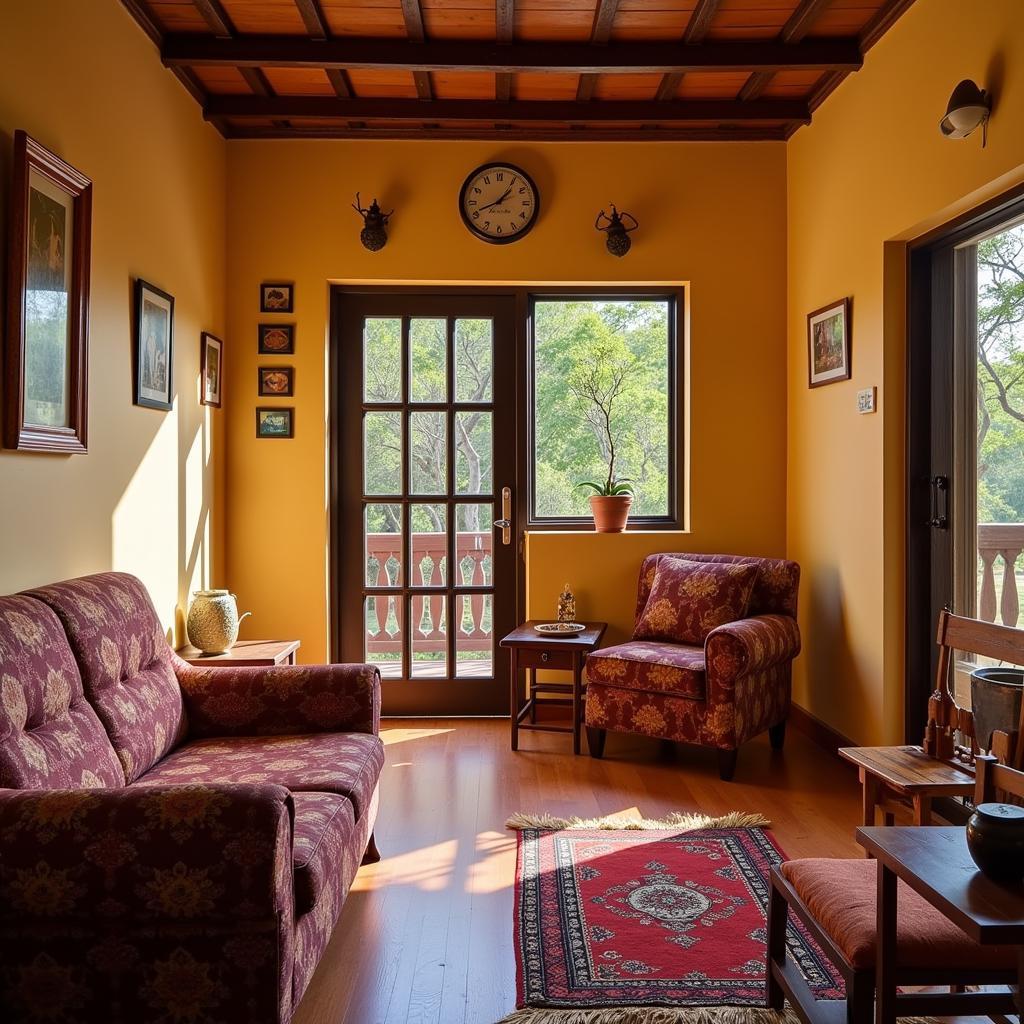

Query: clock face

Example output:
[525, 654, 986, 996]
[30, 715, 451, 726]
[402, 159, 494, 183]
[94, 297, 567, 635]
[459, 163, 539, 244]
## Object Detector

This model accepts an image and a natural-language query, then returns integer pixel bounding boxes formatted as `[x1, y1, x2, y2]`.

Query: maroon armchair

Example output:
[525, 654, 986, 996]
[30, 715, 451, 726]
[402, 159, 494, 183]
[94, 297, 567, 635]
[0, 572, 382, 1023]
[584, 553, 801, 781]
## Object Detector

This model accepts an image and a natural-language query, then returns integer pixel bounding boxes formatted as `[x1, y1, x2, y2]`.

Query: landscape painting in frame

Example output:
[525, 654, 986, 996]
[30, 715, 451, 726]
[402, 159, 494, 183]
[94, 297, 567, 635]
[260, 282, 293, 313]
[258, 323, 294, 354]
[134, 280, 174, 410]
[201, 332, 223, 407]
[807, 297, 851, 388]
[3, 131, 92, 452]
[258, 366, 294, 397]
[257, 406, 294, 438]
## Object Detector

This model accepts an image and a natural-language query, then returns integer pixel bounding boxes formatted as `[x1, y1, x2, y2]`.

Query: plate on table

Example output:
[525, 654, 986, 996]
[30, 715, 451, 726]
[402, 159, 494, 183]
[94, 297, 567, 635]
[534, 622, 586, 635]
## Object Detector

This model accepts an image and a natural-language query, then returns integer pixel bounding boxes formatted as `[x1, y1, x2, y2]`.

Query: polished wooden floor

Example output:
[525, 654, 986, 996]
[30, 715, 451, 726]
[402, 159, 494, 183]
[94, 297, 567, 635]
[293, 718, 864, 1024]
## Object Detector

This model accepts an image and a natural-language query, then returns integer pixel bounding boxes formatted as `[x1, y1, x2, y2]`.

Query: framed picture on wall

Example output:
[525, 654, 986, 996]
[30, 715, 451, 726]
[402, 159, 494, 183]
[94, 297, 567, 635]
[260, 282, 293, 313]
[200, 332, 223, 407]
[258, 366, 294, 397]
[3, 130, 92, 453]
[807, 297, 851, 388]
[258, 323, 294, 354]
[133, 279, 175, 410]
[256, 406, 294, 438]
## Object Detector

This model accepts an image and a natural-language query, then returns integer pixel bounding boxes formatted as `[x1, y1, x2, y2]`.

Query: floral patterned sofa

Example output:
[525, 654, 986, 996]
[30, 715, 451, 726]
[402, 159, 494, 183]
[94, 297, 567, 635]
[0, 572, 382, 1023]
[584, 553, 801, 781]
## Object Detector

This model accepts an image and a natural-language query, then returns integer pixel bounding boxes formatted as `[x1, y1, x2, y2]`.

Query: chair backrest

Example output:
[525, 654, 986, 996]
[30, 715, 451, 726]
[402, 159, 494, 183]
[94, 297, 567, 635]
[975, 754, 1024, 805]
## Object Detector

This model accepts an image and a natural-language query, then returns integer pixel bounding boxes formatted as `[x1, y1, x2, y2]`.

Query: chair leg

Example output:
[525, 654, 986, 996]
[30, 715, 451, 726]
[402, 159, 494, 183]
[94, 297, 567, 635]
[766, 871, 787, 1011]
[769, 720, 786, 750]
[718, 748, 738, 781]
[586, 727, 606, 759]
[362, 832, 381, 865]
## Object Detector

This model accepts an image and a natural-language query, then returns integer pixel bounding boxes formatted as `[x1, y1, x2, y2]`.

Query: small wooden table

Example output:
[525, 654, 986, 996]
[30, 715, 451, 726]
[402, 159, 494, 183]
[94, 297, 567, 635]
[839, 744, 975, 828]
[500, 621, 606, 755]
[857, 825, 1024, 1024]
[177, 639, 300, 667]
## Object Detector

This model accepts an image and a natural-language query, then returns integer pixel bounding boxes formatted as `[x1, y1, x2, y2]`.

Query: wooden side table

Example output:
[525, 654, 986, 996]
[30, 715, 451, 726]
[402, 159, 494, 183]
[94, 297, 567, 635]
[839, 744, 975, 828]
[499, 621, 606, 755]
[176, 639, 300, 667]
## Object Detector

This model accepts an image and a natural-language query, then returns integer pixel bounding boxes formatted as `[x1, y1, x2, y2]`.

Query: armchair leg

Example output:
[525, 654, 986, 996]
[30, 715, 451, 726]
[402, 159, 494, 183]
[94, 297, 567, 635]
[766, 871, 787, 1011]
[718, 748, 738, 782]
[769, 720, 787, 751]
[586, 727, 606, 759]
[362, 832, 381, 865]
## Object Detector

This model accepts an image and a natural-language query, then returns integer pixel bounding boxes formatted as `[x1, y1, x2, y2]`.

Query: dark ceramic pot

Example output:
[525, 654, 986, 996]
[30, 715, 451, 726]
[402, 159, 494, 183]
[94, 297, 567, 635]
[966, 802, 1024, 882]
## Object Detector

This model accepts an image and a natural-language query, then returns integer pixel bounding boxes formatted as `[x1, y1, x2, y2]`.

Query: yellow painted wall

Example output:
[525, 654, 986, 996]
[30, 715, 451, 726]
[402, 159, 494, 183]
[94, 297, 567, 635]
[787, 0, 1024, 743]
[225, 141, 787, 660]
[0, 1, 226, 637]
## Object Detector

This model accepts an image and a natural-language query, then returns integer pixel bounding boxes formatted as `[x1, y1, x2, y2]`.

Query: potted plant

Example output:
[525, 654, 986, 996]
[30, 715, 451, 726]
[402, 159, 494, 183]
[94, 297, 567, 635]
[577, 476, 634, 533]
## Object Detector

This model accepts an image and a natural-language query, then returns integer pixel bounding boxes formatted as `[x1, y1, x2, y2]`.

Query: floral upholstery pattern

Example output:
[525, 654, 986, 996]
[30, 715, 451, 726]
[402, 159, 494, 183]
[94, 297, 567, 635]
[27, 574, 187, 783]
[0, 596, 124, 790]
[633, 557, 759, 644]
[706, 614, 801, 684]
[292, 792, 356, 916]
[586, 641, 706, 699]
[176, 660, 381, 739]
[136, 731, 384, 819]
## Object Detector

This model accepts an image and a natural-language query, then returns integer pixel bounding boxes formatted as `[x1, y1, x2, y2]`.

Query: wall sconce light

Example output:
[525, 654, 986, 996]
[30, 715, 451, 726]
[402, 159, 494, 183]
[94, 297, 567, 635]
[939, 79, 990, 144]
[595, 204, 638, 257]
[352, 193, 393, 251]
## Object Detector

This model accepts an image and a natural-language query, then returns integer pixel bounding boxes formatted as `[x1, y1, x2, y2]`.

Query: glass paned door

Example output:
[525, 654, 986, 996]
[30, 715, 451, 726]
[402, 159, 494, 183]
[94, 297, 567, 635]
[335, 293, 517, 715]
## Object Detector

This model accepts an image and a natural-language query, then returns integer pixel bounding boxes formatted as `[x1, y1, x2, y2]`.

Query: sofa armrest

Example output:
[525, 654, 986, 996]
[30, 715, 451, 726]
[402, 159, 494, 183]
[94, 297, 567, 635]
[0, 784, 293, 927]
[175, 660, 381, 739]
[705, 614, 801, 688]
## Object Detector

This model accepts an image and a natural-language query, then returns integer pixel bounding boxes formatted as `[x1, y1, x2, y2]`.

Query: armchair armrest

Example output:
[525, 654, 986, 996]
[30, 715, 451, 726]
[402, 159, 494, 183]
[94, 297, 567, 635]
[705, 614, 801, 687]
[0, 784, 293, 927]
[175, 659, 381, 739]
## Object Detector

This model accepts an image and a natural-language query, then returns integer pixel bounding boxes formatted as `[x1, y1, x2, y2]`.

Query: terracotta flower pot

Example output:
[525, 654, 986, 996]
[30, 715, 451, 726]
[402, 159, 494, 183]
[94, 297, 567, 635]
[589, 494, 633, 533]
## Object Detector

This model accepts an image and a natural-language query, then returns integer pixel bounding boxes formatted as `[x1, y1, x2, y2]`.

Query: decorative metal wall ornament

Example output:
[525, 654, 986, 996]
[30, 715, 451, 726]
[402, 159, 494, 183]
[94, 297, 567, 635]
[595, 205, 638, 257]
[352, 193, 393, 251]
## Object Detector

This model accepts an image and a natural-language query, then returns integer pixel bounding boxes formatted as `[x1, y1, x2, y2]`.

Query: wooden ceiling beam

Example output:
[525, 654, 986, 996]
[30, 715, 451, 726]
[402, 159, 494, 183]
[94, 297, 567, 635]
[400, 0, 433, 100]
[655, 0, 721, 101]
[205, 95, 809, 124]
[495, 0, 514, 103]
[191, 0, 233, 37]
[162, 36, 862, 75]
[577, 0, 621, 103]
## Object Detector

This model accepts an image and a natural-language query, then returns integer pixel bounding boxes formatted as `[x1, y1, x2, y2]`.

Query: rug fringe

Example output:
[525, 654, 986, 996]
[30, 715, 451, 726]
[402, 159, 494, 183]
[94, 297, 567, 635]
[495, 1008, 941, 1024]
[505, 810, 772, 832]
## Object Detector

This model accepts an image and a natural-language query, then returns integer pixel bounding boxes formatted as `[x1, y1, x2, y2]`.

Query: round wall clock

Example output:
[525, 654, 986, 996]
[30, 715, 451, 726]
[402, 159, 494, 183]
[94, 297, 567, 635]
[459, 162, 539, 244]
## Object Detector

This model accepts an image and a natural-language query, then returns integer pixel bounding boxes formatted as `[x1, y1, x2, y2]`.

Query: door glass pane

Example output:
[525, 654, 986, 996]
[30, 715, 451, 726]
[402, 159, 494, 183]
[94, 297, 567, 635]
[456, 503, 492, 587]
[365, 503, 401, 587]
[411, 503, 446, 587]
[456, 594, 492, 678]
[410, 318, 447, 403]
[411, 594, 446, 677]
[364, 412, 401, 495]
[410, 411, 446, 494]
[363, 318, 401, 403]
[364, 596, 402, 679]
[455, 410, 492, 495]
[455, 318, 493, 403]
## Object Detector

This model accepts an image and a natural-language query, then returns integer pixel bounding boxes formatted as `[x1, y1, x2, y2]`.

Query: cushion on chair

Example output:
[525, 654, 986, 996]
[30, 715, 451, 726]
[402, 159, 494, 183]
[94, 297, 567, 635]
[586, 640, 706, 699]
[0, 595, 124, 789]
[137, 731, 385, 819]
[780, 858, 1017, 971]
[633, 557, 759, 645]
[292, 792, 357, 916]
[26, 573, 186, 783]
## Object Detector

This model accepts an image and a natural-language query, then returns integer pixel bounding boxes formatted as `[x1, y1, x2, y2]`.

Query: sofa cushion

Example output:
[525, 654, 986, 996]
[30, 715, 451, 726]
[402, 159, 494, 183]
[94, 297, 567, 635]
[780, 858, 1017, 970]
[633, 557, 759, 645]
[26, 573, 186, 783]
[292, 791, 356, 916]
[137, 731, 385, 819]
[586, 640, 706, 700]
[0, 595, 124, 789]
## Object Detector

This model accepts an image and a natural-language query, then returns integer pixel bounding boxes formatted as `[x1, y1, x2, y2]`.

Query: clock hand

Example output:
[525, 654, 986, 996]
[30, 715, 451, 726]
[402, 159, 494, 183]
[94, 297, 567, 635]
[479, 178, 517, 211]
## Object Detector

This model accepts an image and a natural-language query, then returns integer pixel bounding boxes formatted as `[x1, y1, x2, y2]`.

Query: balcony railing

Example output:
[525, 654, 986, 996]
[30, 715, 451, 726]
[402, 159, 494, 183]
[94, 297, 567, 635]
[978, 523, 1024, 627]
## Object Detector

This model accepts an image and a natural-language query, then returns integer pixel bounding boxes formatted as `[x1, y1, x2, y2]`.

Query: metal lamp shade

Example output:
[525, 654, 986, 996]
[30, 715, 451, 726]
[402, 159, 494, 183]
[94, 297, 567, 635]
[939, 79, 990, 138]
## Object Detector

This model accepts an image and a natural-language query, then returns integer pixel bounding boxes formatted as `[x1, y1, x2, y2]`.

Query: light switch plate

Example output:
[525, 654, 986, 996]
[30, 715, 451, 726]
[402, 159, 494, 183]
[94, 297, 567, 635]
[857, 387, 877, 414]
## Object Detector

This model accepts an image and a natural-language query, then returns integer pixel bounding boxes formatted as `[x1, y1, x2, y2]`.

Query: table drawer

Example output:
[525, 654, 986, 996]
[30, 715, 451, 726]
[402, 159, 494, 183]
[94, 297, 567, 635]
[515, 646, 575, 671]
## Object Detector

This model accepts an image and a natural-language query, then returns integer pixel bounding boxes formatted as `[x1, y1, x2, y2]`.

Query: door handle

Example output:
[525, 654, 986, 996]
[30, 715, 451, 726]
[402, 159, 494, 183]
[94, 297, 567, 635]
[929, 475, 949, 529]
[494, 487, 512, 546]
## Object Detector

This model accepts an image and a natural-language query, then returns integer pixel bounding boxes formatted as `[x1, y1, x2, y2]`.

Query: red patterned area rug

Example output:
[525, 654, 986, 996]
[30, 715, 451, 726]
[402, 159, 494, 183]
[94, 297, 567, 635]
[500, 811, 843, 1024]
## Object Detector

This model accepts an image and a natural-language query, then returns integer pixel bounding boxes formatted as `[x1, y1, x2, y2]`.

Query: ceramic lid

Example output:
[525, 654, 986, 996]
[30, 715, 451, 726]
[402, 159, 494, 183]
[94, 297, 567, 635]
[976, 802, 1024, 822]
[193, 589, 230, 597]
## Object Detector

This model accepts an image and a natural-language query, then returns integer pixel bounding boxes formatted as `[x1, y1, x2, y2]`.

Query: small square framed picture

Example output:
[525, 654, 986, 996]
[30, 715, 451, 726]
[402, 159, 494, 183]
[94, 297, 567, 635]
[807, 297, 851, 388]
[258, 366, 294, 397]
[256, 406, 294, 438]
[200, 332, 223, 407]
[260, 282, 293, 313]
[258, 323, 294, 354]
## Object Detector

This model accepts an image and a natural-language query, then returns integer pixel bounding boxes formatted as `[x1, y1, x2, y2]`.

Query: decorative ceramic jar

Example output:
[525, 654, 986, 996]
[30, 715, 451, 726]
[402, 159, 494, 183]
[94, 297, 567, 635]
[186, 590, 251, 655]
[966, 801, 1024, 882]
[589, 495, 632, 533]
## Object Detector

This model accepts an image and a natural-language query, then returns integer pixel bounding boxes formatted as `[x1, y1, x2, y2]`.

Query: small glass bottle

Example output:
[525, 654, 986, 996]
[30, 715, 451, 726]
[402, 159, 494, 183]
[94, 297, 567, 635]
[557, 584, 576, 623]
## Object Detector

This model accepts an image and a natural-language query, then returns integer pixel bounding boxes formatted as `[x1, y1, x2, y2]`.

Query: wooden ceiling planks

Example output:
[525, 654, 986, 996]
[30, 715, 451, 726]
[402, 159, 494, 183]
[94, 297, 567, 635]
[120, 0, 915, 140]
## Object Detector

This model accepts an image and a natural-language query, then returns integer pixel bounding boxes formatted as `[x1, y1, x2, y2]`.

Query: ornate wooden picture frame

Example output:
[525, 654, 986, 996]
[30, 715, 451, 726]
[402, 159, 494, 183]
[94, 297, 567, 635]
[3, 131, 92, 453]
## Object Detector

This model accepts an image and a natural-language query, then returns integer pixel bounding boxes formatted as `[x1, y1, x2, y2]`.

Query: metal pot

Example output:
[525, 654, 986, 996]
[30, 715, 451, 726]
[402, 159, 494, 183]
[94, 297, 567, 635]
[970, 666, 1024, 752]
[966, 802, 1024, 882]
